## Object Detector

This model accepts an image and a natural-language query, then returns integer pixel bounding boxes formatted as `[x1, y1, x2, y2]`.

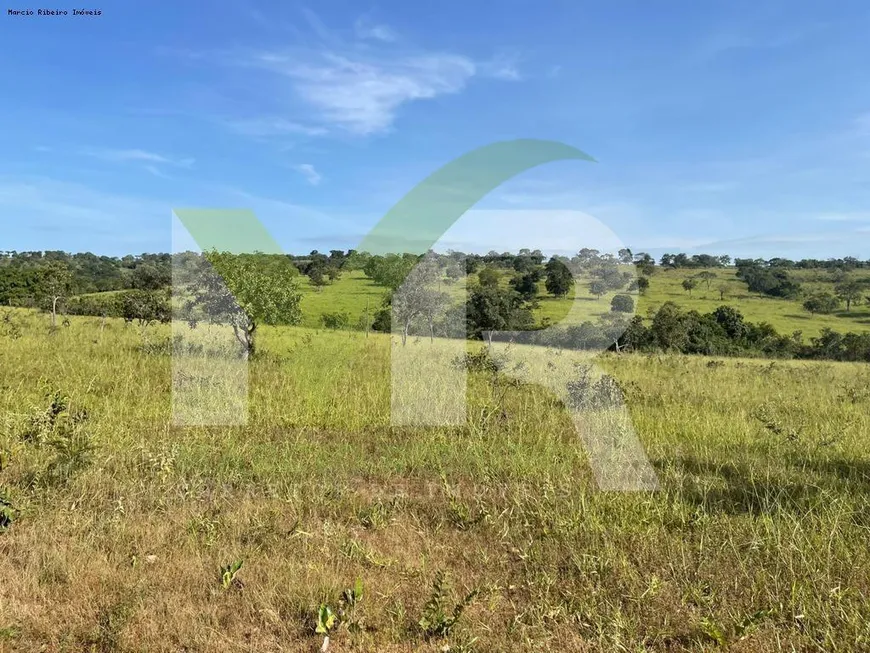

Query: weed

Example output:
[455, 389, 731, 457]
[219, 560, 244, 590]
[418, 571, 478, 639]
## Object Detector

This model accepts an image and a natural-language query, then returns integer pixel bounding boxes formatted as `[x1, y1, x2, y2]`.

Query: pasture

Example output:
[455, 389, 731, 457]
[1, 310, 869, 651]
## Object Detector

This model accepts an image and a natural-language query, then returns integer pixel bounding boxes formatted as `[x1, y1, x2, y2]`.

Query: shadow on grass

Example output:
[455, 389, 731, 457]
[660, 455, 870, 518]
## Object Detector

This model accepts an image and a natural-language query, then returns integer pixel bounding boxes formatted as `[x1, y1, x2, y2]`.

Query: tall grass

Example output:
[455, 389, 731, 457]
[1, 310, 869, 651]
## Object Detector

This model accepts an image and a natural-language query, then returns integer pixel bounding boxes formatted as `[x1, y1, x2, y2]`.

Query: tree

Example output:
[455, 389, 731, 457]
[39, 262, 73, 330]
[610, 294, 634, 313]
[835, 280, 863, 312]
[510, 272, 539, 302]
[588, 279, 607, 299]
[392, 258, 448, 344]
[131, 263, 170, 290]
[717, 283, 728, 301]
[803, 292, 840, 316]
[617, 248, 633, 264]
[544, 258, 573, 297]
[466, 286, 533, 345]
[308, 266, 329, 291]
[188, 251, 302, 357]
[682, 278, 698, 296]
[477, 266, 500, 288]
[697, 271, 717, 290]
[120, 289, 170, 328]
[635, 277, 650, 294]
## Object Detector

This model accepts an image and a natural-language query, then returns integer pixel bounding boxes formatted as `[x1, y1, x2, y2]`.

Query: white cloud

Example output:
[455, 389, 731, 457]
[354, 17, 397, 42]
[82, 148, 194, 168]
[223, 117, 328, 137]
[294, 163, 322, 185]
[251, 50, 477, 135]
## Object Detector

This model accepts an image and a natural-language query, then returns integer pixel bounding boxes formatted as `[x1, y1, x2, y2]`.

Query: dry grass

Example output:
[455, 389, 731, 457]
[1, 310, 870, 651]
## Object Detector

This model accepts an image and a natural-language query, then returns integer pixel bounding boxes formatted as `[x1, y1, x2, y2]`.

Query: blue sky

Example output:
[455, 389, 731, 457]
[3, 0, 870, 259]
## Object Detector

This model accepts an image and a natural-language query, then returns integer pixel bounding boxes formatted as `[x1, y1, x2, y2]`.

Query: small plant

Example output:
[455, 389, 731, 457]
[441, 475, 486, 531]
[338, 578, 365, 633]
[0, 490, 16, 531]
[316, 604, 336, 651]
[418, 570, 478, 639]
[219, 560, 244, 590]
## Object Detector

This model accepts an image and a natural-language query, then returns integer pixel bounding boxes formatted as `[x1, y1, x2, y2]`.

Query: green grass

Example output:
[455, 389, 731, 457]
[1, 310, 870, 651]
[75, 266, 870, 338]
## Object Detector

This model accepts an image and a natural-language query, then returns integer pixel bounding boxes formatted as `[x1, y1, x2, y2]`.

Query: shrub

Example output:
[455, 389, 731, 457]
[321, 311, 350, 329]
[610, 294, 634, 313]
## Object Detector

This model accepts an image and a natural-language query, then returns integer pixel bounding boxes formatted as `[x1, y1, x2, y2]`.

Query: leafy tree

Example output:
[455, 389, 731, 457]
[696, 270, 717, 290]
[187, 251, 302, 357]
[635, 277, 650, 294]
[477, 266, 500, 288]
[39, 262, 73, 330]
[717, 283, 729, 301]
[466, 286, 533, 345]
[510, 272, 539, 302]
[682, 278, 698, 296]
[588, 279, 607, 299]
[610, 294, 634, 313]
[803, 292, 840, 316]
[308, 266, 329, 291]
[131, 263, 170, 291]
[712, 305, 746, 339]
[544, 258, 573, 297]
[835, 280, 863, 312]
[120, 289, 170, 328]
[392, 258, 448, 343]
[617, 248, 633, 264]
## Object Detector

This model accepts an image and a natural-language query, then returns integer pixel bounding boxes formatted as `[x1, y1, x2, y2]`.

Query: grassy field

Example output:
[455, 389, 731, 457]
[74, 266, 870, 339]
[297, 267, 870, 338]
[2, 310, 870, 651]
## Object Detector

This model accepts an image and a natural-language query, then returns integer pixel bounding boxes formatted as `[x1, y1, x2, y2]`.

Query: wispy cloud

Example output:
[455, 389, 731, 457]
[354, 17, 397, 42]
[182, 9, 522, 138]
[250, 50, 478, 135]
[82, 148, 194, 168]
[293, 163, 322, 185]
[222, 117, 328, 137]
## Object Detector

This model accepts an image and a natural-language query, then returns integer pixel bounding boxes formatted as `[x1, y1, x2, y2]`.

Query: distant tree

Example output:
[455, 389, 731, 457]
[617, 248, 633, 264]
[697, 270, 717, 290]
[39, 262, 73, 330]
[120, 289, 171, 328]
[682, 278, 698, 296]
[636, 277, 650, 294]
[308, 266, 329, 291]
[610, 294, 634, 313]
[131, 263, 170, 291]
[477, 266, 500, 288]
[544, 258, 573, 297]
[588, 279, 607, 299]
[717, 283, 729, 301]
[392, 258, 448, 343]
[835, 280, 863, 312]
[187, 251, 302, 357]
[466, 285, 534, 345]
[803, 292, 840, 316]
[510, 272, 539, 302]
[444, 264, 463, 284]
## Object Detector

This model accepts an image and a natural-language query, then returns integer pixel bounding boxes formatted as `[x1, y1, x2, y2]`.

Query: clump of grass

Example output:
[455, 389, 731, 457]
[418, 570, 478, 640]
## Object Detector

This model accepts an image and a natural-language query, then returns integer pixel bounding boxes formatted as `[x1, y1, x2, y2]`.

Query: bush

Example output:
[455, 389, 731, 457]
[321, 311, 350, 329]
[610, 294, 634, 313]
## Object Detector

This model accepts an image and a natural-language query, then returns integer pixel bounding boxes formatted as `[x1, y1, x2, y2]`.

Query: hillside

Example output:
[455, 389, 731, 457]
[294, 267, 870, 338]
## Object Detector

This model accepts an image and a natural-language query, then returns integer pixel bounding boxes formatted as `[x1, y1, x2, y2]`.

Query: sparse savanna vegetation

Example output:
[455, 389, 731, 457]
[2, 248, 870, 651]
